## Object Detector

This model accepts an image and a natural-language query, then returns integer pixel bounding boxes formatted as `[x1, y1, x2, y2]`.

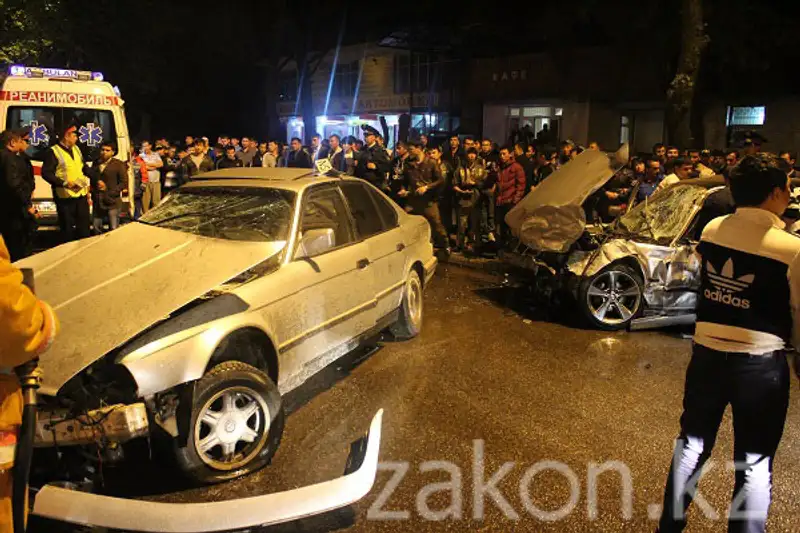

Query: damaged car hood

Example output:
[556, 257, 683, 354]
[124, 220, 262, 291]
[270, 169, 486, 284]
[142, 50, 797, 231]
[15, 223, 285, 395]
[506, 144, 629, 253]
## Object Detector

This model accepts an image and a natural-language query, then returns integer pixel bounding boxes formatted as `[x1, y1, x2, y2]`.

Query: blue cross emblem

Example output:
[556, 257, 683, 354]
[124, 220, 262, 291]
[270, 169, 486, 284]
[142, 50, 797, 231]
[28, 121, 49, 146]
[79, 123, 104, 147]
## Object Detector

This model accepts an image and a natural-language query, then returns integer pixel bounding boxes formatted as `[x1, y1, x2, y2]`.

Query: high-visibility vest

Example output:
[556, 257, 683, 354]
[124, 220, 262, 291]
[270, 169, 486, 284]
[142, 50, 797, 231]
[52, 144, 88, 199]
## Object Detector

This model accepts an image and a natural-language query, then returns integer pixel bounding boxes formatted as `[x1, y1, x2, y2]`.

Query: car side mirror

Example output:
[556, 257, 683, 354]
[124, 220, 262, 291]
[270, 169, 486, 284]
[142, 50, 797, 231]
[295, 228, 336, 259]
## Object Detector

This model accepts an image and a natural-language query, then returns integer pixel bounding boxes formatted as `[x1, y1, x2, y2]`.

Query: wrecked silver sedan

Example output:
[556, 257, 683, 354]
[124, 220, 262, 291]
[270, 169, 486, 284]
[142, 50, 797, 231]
[504, 145, 723, 330]
[16, 168, 436, 488]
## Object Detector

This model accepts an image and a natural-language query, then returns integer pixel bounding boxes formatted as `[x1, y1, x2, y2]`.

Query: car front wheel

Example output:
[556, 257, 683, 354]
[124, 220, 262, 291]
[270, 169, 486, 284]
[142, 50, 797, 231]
[578, 264, 644, 330]
[390, 269, 423, 340]
[174, 361, 284, 484]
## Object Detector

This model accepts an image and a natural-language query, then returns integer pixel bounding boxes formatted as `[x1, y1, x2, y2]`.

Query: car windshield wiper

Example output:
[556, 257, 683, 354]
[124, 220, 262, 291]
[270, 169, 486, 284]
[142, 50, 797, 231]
[141, 211, 209, 226]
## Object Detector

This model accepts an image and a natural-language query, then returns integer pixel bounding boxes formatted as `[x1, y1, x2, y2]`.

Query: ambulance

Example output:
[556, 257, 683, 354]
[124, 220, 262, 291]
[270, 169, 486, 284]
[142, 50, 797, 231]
[0, 65, 131, 226]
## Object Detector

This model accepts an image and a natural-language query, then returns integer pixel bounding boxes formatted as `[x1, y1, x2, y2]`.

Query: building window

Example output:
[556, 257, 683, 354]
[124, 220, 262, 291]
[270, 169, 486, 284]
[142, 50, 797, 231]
[333, 60, 360, 98]
[394, 54, 451, 94]
[278, 70, 298, 101]
[726, 106, 766, 126]
[620, 115, 631, 145]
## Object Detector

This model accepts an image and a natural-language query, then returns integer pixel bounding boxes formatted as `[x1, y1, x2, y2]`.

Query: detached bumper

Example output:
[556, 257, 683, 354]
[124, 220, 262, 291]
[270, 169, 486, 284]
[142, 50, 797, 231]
[32, 409, 384, 532]
[423, 255, 437, 287]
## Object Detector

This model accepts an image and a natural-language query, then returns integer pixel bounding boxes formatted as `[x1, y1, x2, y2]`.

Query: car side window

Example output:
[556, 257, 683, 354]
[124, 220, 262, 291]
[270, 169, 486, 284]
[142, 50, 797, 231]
[366, 186, 399, 229]
[340, 182, 387, 238]
[300, 187, 354, 253]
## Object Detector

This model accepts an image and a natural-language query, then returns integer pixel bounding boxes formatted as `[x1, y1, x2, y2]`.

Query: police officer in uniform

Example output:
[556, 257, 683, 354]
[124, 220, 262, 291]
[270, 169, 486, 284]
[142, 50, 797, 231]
[41, 123, 91, 241]
[657, 153, 800, 533]
[354, 125, 390, 189]
[0, 128, 36, 261]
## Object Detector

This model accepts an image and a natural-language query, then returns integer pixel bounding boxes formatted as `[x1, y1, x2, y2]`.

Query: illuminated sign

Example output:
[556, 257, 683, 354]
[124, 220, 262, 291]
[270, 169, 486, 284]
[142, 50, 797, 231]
[8, 65, 104, 81]
[0, 91, 120, 106]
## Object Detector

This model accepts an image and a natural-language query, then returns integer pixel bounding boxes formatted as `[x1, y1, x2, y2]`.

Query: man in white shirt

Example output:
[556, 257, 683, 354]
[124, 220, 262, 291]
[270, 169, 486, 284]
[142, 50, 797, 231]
[654, 157, 693, 194]
[657, 153, 800, 533]
[140, 140, 163, 213]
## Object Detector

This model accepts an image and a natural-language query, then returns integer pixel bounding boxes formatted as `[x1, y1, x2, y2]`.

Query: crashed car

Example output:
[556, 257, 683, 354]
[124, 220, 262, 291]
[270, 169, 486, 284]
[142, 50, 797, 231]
[17, 167, 436, 485]
[504, 145, 725, 331]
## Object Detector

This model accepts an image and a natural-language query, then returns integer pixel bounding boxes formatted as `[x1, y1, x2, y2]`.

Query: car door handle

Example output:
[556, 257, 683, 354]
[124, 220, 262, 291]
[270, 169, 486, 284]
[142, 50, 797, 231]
[396, 243, 406, 252]
[357, 258, 370, 269]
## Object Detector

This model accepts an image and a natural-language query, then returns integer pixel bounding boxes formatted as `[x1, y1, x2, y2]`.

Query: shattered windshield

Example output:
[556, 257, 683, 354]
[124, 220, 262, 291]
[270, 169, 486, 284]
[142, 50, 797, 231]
[139, 187, 295, 242]
[617, 184, 708, 244]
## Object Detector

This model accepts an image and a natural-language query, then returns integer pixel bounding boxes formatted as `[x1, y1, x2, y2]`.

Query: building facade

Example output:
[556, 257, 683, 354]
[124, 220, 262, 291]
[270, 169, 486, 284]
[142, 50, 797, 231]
[276, 43, 461, 146]
[275, 43, 798, 155]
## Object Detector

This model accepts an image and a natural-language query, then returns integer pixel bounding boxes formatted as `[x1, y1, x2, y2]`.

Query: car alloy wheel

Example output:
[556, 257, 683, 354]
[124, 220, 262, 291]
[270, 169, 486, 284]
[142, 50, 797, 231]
[193, 386, 270, 471]
[407, 273, 423, 331]
[390, 269, 424, 340]
[585, 269, 642, 327]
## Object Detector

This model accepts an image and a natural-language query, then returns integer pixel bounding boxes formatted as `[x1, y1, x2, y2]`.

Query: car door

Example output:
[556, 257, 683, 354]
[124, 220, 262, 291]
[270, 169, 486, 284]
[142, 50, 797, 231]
[271, 184, 375, 380]
[339, 181, 407, 323]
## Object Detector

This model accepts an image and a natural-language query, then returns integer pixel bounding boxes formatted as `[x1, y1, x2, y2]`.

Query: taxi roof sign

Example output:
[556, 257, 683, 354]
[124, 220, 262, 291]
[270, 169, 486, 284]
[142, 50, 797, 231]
[8, 65, 103, 82]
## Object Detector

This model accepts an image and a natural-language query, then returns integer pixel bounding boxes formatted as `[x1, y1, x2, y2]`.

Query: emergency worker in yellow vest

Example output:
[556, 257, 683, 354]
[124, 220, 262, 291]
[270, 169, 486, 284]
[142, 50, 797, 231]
[0, 235, 58, 532]
[41, 123, 91, 241]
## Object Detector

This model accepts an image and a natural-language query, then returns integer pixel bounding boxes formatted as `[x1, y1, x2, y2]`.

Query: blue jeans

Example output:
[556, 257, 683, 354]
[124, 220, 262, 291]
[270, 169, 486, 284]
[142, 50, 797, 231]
[93, 208, 120, 233]
[659, 344, 789, 533]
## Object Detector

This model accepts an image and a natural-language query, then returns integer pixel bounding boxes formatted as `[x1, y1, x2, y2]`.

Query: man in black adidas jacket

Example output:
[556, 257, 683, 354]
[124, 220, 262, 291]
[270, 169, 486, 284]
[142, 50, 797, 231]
[657, 154, 800, 533]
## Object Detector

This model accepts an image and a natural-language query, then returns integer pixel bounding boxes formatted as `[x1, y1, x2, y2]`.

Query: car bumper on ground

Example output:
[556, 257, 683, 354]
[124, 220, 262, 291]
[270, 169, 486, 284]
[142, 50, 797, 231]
[32, 409, 384, 532]
[423, 256, 437, 287]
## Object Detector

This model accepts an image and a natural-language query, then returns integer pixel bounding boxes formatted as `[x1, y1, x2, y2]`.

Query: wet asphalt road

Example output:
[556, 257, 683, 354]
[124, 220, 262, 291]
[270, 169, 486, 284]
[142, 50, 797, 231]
[32, 263, 800, 532]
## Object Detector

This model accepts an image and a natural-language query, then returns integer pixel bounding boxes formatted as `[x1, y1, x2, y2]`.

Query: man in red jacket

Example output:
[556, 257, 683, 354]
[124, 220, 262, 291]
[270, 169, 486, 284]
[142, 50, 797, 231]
[495, 146, 526, 248]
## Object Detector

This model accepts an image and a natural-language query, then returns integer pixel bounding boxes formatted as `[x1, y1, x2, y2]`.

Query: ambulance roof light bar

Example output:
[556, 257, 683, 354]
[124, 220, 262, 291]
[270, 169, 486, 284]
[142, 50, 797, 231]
[8, 65, 104, 82]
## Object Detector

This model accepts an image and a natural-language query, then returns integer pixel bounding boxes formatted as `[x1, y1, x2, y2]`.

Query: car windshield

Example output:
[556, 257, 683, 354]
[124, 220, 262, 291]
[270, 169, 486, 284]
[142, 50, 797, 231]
[139, 187, 295, 242]
[617, 183, 709, 244]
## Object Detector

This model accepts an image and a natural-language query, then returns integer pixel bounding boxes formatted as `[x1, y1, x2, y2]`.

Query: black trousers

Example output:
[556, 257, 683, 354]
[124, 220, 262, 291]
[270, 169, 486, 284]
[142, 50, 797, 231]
[659, 344, 790, 533]
[495, 204, 513, 248]
[0, 216, 34, 262]
[56, 196, 91, 242]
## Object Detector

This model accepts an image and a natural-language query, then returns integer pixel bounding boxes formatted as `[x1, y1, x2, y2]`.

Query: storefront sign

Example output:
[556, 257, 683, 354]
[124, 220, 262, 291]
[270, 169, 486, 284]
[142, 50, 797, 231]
[492, 70, 528, 82]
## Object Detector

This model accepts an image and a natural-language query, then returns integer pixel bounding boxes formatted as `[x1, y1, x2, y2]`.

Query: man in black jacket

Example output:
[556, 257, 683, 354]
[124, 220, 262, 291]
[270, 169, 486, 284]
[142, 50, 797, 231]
[287, 137, 312, 168]
[354, 126, 390, 188]
[0, 128, 36, 260]
[514, 142, 535, 194]
[90, 141, 127, 233]
[181, 139, 215, 179]
[443, 135, 465, 170]
[217, 146, 244, 169]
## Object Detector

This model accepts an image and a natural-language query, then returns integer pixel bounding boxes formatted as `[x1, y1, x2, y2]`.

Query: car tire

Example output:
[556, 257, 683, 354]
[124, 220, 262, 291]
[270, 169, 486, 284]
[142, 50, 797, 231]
[174, 361, 284, 484]
[390, 269, 424, 340]
[578, 263, 644, 331]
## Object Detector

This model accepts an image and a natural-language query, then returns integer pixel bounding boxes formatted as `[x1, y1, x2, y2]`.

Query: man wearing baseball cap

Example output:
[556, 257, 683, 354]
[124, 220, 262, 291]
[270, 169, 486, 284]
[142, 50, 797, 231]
[41, 122, 91, 242]
[0, 128, 37, 260]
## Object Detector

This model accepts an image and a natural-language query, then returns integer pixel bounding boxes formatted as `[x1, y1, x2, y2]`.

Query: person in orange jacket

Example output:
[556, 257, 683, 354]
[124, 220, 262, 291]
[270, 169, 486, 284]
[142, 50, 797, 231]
[0, 235, 58, 533]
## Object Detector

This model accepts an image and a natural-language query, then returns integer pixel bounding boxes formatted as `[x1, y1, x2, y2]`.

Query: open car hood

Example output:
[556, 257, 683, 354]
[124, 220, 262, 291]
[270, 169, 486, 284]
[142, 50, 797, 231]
[15, 223, 284, 395]
[506, 144, 629, 253]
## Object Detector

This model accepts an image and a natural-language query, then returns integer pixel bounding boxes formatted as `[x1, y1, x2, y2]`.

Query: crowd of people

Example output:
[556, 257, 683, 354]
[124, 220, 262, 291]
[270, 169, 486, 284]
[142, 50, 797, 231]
[2, 117, 799, 263]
